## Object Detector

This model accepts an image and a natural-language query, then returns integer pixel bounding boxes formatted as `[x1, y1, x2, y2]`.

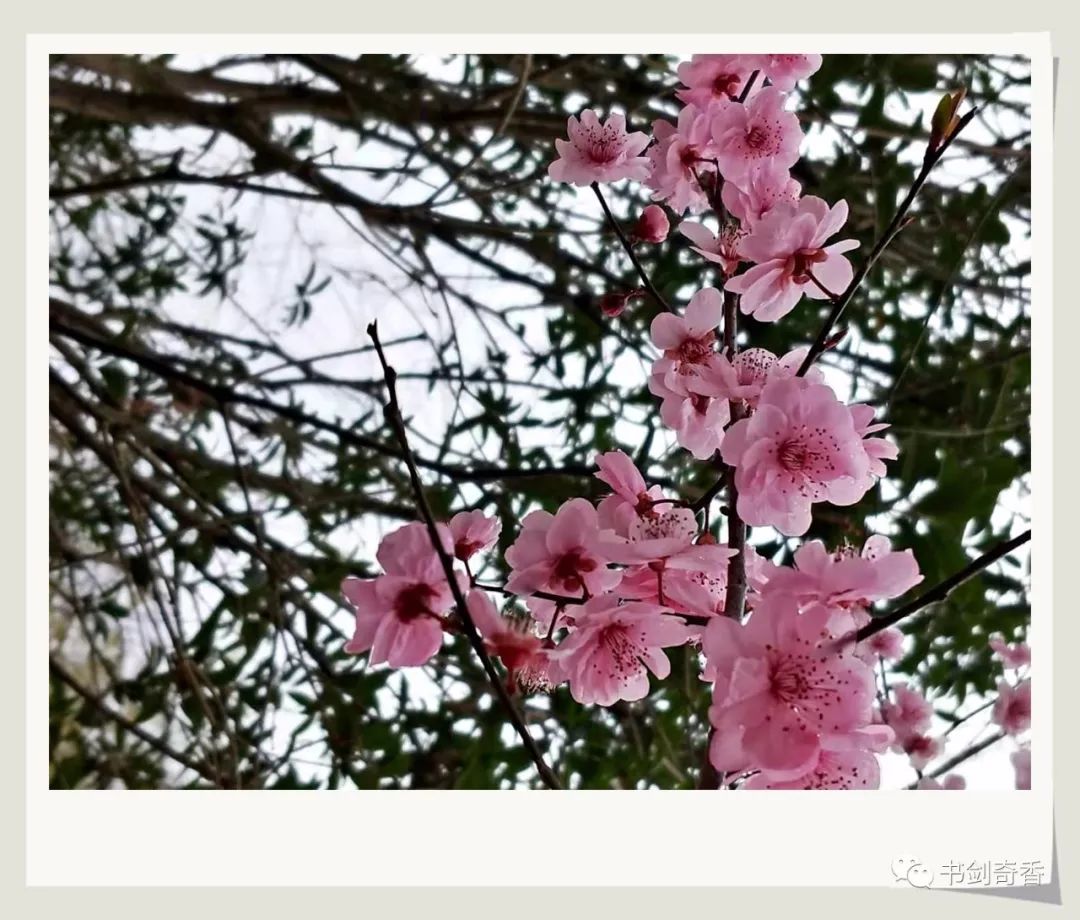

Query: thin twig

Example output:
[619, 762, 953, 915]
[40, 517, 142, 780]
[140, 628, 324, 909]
[797, 106, 980, 376]
[367, 320, 561, 789]
[851, 530, 1031, 644]
[50, 655, 220, 785]
[905, 730, 1007, 787]
[591, 182, 672, 312]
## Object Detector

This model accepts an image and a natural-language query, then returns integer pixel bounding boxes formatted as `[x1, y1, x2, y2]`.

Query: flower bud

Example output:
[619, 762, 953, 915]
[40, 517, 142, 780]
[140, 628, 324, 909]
[632, 204, 670, 244]
[598, 289, 644, 318]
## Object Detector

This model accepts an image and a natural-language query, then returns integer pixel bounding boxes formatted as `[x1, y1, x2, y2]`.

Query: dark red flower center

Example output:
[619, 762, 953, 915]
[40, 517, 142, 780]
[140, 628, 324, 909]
[789, 247, 827, 284]
[677, 332, 715, 366]
[394, 582, 438, 622]
[745, 125, 769, 149]
[552, 548, 597, 593]
[713, 72, 742, 98]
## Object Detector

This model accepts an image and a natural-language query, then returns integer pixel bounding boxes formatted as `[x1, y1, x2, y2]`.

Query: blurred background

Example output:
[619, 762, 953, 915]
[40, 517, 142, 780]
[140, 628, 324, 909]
[48, 52, 1031, 789]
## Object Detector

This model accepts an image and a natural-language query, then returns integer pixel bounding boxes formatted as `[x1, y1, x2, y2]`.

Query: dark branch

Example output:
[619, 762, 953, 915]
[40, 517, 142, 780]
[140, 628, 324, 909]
[852, 529, 1031, 643]
[797, 106, 980, 376]
[367, 320, 562, 790]
[591, 182, 672, 312]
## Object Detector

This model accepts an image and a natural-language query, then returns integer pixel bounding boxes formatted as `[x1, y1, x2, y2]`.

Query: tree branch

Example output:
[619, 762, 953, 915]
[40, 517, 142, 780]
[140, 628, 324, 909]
[591, 182, 672, 312]
[367, 320, 562, 790]
[852, 529, 1031, 643]
[797, 106, 980, 376]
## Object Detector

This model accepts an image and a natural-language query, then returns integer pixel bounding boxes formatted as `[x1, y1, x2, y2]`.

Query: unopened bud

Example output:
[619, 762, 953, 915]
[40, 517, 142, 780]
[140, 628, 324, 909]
[598, 288, 644, 318]
[631, 204, 670, 244]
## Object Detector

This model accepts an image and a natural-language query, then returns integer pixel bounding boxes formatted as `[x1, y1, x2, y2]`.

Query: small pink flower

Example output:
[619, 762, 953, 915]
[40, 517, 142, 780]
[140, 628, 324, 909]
[762, 535, 923, 612]
[719, 376, 875, 536]
[704, 596, 887, 780]
[658, 389, 731, 460]
[340, 521, 459, 668]
[903, 734, 942, 771]
[882, 682, 934, 743]
[449, 510, 501, 561]
[504, 498, 618, 598]
[679, 220, 745, 276]
[1012, 746, 1031, 789]
[725, 196, 857, 323]
[992, 679, 1031, 736]
[617, 543, 737, 619]
[756, 54, 823, 91]
[710, 87, 803, 187]
[548, 110, 651, 187]
[646, 105, 717, 214]
[916, 773, 966, 790]
[721, 159, 802, 227]
[866, 627, 905, 660]
[593, 449, 672, 538]
[675, 54, 760, 107]
[990, 634, 1031, 670]
[650, 287, 724, 377]
[597, 506, 700, 566]
[467, 590, 552, 694]
[632, 204, 670, 243]
[551, 596, 692, 705]
[687, 345, 821, 410]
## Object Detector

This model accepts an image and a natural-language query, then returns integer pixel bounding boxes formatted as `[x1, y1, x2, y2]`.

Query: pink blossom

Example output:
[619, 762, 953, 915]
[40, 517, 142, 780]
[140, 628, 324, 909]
[725, 196, 857, 322]
[675, 54, 759, 108]
[449, 510, 501, 561]
[710, 87, 803, 187]
[340, 521, 458, 668]
[467, 590, 552, 693]
[687, 345, 820, 410]
[504, 498, 617, 598]
[616, 542, 737, 617]
[992, 679, 1031, 735]
[1012, 746, 1031, 789]
[866, 627, 905, 661]
[597, 506, 699, 566]
[916, 774, 966, 790]
[646, 105, 717, 214]
[548, 110, 651, 187]
[903, 734, 942, 771]
[761, 535, 923, 612]
[742, 748, 883, 790]
[719, 376, 874, 536]
[756, 54, 823, 91]
[703, 596, 886, 779]
[721, 159, 802, 227]
[551, 596, 692, 705]
[679, 220, 745, 276]
[650, 286, 723, 379]
[632, 204, 670, 243]
[594, 450, 668, 537]
[990, 634, 1031, 670]
[882, 682, 933, 743]
[658, 389, 731, 460]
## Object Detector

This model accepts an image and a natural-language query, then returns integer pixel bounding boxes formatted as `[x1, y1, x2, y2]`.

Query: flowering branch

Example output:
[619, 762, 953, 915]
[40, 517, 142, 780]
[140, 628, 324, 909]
[367, 320, 562, 789]
[591, 182, 673, 312]
[852, 529, 1031, 643]
[904, 730, 1007, 788]
[797, 105, 980, 376]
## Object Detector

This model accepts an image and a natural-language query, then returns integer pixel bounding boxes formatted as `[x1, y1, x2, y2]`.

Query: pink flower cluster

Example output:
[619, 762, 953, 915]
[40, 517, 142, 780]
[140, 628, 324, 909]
[647, 305, 895, 533]
[332, 51, 1028, 794]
